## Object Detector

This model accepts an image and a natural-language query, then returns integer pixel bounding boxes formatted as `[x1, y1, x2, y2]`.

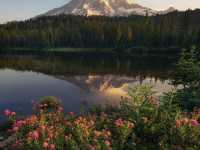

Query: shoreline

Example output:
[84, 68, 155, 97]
[0, 47, 181, 58]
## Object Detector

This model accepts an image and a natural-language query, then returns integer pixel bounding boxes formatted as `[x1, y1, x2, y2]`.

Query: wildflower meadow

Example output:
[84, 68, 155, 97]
[1, 85, 200, 150]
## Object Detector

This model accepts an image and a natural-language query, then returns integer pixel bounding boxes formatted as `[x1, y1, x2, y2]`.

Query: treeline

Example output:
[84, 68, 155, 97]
[0, 9, 200, 49]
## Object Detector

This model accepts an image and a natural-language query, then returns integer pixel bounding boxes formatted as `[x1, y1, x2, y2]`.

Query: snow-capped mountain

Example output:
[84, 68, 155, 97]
[159, 7, 177, 15]
[42, 0, 176, 17]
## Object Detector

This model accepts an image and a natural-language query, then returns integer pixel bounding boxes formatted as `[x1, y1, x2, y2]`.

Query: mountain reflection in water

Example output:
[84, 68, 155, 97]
[0, 54, 177, 121]
[60, 75, 174, 106]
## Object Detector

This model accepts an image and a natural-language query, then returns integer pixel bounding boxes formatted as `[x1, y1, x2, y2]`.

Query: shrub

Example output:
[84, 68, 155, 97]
[173, 46, 200, 110]
[34, 96, 62, 113]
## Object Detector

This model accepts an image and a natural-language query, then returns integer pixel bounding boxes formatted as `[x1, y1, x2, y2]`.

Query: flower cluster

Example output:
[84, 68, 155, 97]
[176, 118, 199, 128]
[4, 109, 16, 117]
[175, 108, 200, 128]
[28, 130, 40, 141]
[12, 120, 26, 132]
[2, 91, 200, 150]
[114, 118, 134, 129]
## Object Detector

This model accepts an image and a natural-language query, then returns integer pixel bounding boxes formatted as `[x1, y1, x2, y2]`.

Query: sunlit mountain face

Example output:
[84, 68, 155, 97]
[42, 0, 176, 17]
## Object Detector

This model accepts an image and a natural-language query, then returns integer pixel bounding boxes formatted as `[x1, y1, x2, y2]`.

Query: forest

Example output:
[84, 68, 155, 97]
[0, 9, 200, 50]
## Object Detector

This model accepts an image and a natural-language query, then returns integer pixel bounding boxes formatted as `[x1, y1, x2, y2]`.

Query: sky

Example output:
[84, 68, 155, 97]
[0, 0, 200, 23]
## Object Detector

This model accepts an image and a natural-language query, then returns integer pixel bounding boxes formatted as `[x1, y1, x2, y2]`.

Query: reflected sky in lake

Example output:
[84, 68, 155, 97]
[0, 69, 86, 120]
[0, 54, 176, 121]
[0, 69, 175, 121]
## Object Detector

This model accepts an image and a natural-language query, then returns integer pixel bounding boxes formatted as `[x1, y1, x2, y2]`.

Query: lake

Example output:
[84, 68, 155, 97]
[0, 52, 177, 121]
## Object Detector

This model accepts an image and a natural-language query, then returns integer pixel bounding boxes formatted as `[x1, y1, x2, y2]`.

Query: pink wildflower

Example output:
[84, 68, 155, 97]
[50, 144, 56, 150]
[176, 119, 182, 128]
[43, 142, 49, 149]
[58, 107, 64, 112]
[11, 111, 16, 116]
[114, 118, 124, 127]
[4, 109, 11, 116]
[13, 120, 26, 128]
[31, 131, 39, 140]
[69, 112, 75, 116]
[190, 119, 199, 127]
[13, 127, 19, 132]
[105, 140, 111, 147]
[128, 122, 135, 129]
[40, 125, 46, 131]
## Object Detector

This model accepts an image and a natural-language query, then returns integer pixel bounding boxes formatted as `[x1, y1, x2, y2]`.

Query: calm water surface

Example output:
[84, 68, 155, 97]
[0, 53, 177, 121]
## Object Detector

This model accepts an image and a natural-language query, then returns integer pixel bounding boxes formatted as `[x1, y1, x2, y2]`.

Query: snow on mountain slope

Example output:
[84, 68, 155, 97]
[42, 0, 176, 17]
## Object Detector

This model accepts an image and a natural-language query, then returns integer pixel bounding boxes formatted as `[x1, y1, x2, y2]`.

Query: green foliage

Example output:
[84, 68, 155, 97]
[4, 85, 200, 150]
[0, 9, 200, 49]
[173, 46, 200, 110]
[34, 96, 62, 112]
[173, 46, 200, 89]
[119, 85, 183, 149]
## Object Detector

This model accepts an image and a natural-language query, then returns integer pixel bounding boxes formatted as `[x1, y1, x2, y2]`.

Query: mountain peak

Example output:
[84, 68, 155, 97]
[165, 6, 177, 12]
[159, 6, 177, 14]
[42, 0, 176, 17]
